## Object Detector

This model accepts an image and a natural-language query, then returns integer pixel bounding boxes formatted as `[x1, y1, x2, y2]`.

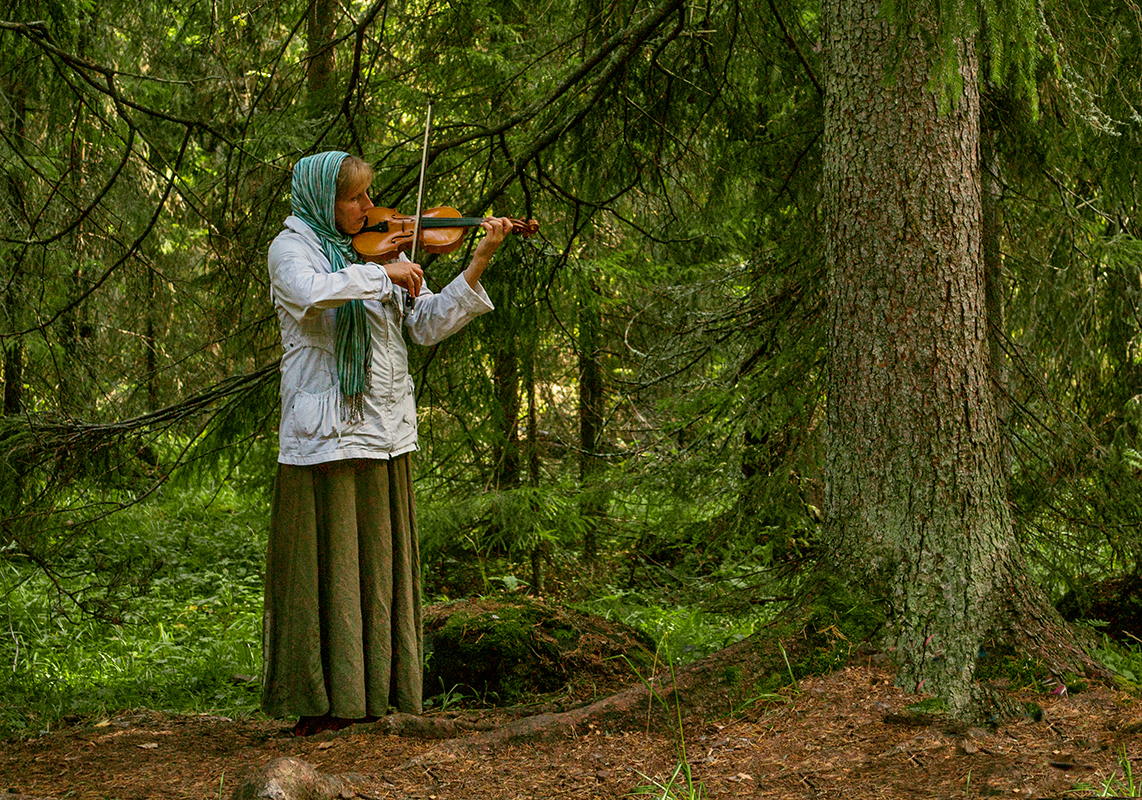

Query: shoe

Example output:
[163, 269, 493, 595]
[290, 714, 329, 737]
[291, 714, 358, 737]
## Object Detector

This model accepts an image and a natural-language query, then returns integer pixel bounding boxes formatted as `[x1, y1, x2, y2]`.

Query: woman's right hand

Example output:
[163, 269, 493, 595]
[384, 258, 424, 299]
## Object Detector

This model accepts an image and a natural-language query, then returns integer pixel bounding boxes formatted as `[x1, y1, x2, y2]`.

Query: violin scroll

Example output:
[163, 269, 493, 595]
[507, 218, 540, 237]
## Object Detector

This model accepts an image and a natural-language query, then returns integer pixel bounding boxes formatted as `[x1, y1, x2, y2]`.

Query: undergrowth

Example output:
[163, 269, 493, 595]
[0, 480, 779, 738]
[0, 482, 267, 737]
[1095, 635, 1142, 692]
[4, 471, 1132, 745]
[579, 589, 776, 666]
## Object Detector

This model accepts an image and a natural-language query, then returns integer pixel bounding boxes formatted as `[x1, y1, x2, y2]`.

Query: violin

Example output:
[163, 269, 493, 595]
[352, 206, 540, 263]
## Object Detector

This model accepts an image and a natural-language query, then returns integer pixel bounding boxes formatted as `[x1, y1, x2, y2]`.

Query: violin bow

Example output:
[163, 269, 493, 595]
[409, 102, 433, 265]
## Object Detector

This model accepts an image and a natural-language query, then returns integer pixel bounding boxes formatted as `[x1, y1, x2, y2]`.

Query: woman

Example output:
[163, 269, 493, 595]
[261, 150, 512, 736]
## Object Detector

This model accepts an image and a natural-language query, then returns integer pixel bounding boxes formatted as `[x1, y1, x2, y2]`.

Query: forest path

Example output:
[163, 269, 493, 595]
[2, 662, 1138, 799]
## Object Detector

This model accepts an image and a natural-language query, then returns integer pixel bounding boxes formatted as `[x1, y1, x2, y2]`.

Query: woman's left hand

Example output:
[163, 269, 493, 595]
[464, 217, 514, 289]
[474, 217, 514, 260]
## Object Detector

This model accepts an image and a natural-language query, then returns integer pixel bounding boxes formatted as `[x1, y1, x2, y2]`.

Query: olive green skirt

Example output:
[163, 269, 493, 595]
[261, 455, 422, 719]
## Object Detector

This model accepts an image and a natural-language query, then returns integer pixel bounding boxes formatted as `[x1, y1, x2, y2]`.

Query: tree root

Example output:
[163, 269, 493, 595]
[397, 635, 771, 767]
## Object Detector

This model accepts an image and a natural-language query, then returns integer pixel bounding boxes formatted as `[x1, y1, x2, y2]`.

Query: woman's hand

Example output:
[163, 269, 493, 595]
[474, 217, 513, 259]
[465, 217, 514, 289]
[385, 258, 424, 299]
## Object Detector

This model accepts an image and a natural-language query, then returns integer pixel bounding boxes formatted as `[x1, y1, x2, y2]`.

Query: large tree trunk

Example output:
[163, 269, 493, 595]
[821, 0, 1018, 717]
[981, 118, 1010, 477]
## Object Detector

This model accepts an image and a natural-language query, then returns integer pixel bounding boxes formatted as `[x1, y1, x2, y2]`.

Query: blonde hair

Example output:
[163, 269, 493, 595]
[336, 155, 374, 199]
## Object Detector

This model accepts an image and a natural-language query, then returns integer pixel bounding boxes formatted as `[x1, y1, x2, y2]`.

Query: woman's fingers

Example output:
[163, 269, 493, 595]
[405, 262, 423, 298]
[385, 259, 424, 298]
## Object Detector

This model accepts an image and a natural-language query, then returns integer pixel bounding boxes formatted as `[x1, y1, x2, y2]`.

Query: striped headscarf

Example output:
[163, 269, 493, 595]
[290, 151, 371, 423]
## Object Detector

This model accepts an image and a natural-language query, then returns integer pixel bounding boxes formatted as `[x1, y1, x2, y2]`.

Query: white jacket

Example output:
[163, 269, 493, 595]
[268, 215, 494, 465]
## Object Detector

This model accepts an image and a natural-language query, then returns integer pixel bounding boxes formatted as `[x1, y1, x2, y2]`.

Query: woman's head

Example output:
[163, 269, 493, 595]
[290, 151, 375, 238]
[334, 156, 375, 236]
[336, 156, 374, 200]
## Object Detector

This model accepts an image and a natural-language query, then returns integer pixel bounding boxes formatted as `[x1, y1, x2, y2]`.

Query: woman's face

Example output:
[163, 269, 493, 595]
[334, 179, 374, 236]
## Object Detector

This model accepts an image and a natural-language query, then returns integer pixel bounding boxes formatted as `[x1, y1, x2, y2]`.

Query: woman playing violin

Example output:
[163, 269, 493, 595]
[261, 150, 513, 737]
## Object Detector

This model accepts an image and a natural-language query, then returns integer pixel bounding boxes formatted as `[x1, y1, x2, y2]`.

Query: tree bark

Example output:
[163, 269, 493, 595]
[577, 279, 606, 563]
[2, 342, 22, 417]
[2, 48, 27, 420]
[492, 343, 521, 489]
[821, 0, 1016, 717]
[305, 0, 337, 115]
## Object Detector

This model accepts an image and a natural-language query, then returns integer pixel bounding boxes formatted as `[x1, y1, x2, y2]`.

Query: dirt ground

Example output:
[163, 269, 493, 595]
[2, 660, 1141, 800]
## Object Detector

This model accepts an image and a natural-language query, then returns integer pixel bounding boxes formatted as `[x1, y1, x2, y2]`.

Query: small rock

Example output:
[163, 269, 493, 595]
[230, 757, 360, 800]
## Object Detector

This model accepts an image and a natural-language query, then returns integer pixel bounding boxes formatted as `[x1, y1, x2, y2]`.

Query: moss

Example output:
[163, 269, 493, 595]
[739, 574, 888, 697]
[423, 597, 656, 707]
[806, 575, 886, 643]
[428, 604, 552, 702]
[785, 574, 888, 680]
[720, 665, 743, 687]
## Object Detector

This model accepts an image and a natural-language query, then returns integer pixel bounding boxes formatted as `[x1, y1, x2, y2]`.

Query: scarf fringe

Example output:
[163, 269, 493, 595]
[339, 363, 371, 424]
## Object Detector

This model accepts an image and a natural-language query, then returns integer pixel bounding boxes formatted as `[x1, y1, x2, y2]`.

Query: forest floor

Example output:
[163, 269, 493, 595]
[2, 658, 1140, 800]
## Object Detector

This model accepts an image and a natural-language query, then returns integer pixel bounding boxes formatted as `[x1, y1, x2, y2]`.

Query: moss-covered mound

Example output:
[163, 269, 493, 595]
[423, 596, 658, 707]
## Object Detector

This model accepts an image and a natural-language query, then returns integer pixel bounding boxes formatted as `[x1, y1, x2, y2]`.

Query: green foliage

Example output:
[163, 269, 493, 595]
[580, 589, 774, 667]
[804, 576, 887, 646]
[418, 481, 586, 597]
[992, 3, 1142, 605]
[879, 0, 1048, 115]
[1094, 636, 1142, 692]
[0, 482, 267, 736]
[2, 0, 833, 647]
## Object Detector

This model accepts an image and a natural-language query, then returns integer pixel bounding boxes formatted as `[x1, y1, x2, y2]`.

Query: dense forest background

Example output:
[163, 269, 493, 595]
[2, 0, 1142, 733]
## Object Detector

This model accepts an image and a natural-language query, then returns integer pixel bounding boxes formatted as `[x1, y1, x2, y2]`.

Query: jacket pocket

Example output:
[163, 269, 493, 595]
[291, 387, 340, 440]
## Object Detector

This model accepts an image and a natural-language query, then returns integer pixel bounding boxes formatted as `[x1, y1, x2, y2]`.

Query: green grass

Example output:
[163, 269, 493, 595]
[1073, 745, 1140, 797]
[627, 652, 706, 800]
[0, 481, 268, 736]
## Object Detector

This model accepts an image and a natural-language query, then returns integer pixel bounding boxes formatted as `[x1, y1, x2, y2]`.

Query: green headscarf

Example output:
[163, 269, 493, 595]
[290, 151, 371, 423]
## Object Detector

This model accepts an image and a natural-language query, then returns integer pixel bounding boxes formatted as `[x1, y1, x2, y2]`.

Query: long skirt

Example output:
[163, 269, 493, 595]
[260, 455, 423, 719]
